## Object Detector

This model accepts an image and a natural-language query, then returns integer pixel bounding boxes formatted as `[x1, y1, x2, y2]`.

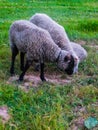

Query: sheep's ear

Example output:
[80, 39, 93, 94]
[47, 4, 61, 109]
[64, 55, 71, 62]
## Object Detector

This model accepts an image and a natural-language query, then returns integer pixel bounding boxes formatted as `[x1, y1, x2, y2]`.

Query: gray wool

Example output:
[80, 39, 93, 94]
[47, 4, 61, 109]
[30, 13, 81, 72]
[71, 42, 87, 62]
[30, 13, 73, 52]
[30, 13, 87, 63]
[9, 20, 71, 71]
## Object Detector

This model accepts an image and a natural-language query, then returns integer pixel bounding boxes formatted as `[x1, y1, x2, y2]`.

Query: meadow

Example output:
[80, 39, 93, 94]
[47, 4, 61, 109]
[0, 0, 98, 129]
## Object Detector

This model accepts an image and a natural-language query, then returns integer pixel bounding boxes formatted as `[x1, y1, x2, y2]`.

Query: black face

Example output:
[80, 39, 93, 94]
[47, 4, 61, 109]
[65, 55, 74, 75]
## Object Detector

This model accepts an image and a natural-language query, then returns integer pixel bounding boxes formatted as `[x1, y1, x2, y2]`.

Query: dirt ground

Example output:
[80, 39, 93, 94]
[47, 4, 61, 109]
[0, 106, 10, 124]
[7, 73, 72, 91]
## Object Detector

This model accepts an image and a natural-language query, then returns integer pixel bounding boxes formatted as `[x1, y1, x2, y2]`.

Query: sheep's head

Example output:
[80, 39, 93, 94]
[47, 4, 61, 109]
[57, 50, 75, 75]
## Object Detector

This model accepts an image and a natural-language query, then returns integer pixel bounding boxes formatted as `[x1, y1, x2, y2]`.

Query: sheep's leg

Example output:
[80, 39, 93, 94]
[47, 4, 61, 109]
[10, 45, 18, 75]
[19, 60, 31, 81]
[40, 62, 46, 81]
[20, 52, 25, 71]
[35, 63, 40, 71]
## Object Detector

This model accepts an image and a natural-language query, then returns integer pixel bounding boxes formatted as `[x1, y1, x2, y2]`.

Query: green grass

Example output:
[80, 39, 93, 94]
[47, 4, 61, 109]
[0, 0, 98, 129]
[0, 84, 98, 129]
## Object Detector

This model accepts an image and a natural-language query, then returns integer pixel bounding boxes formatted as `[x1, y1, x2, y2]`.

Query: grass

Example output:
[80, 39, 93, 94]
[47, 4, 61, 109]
[0, 84, 98, 129]
[0, 0, 98, 129]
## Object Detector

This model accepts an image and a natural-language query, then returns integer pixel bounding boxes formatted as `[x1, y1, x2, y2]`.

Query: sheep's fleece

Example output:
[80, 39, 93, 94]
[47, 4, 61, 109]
[30, 13, 72, 52]
[9, 20, 62, 62]
[30, 13, 87, 68]
[30, 13, 87, 61]
[9, 20, 75, 81]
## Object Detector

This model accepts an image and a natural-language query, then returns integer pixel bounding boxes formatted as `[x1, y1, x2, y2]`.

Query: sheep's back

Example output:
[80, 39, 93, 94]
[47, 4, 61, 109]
[9, 20, 50, 52]
[30, 13, 70, 48]
[10, 20, 60, 61]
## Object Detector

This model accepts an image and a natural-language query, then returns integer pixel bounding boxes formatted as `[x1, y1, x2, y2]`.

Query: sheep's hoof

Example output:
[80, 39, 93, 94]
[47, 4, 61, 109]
[18, 75, 24, 82]
[40, 75, 46, 82]
[10, 72, 15, 76]
[17, 79, 23, 84]
[19, 78, 23, 82]
[10, 74, 14, 77]
[41, 78, 46, 82]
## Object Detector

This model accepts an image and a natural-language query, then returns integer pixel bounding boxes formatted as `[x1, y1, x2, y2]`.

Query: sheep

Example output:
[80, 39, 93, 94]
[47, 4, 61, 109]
[30, 13, 87, 71]
[9, 20, 75, 81]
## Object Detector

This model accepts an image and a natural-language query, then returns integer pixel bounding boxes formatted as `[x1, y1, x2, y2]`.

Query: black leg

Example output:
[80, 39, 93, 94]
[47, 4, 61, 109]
[19, 60, 31, 81]
[35, 63, 40, 71]
[10, 45, 18, 75]
[40, 62, 46, 81]
[20, 52, 25, 71]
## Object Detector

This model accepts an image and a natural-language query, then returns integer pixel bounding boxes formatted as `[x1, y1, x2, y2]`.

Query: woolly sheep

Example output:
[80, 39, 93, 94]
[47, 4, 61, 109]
[30, 13, 86, 71]
[9, 20, 75, 81]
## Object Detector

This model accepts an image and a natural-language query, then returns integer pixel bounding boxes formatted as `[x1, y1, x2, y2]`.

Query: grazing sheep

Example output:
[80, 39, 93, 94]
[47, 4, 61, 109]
[30, 13, 87, 72]
[9, 20, 75, 81]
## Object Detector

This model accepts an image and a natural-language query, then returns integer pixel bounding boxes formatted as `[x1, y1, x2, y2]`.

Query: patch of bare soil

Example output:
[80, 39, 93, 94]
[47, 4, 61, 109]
[89, 45, 98, 50]
[77, 40, 87, 46]
[0, 106, 10, 124]
[69, 103, 98, 130]
[69, 105, 87, 130]
[7, 73, 71, 91]
[75, 40, 98, 49]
